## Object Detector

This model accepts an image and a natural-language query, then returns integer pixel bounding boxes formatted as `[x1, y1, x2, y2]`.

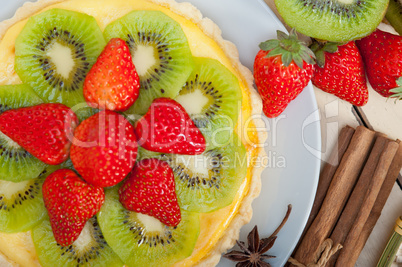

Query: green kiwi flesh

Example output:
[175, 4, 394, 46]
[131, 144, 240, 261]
[175, 57, 242, 148]
[14, 9, 105, 120]
[274, 0, 389, 42]
[139, 134, 247, 213]
[0, 84, 47, 182]
[0, 169, 48, 233]
[32, 215, 123, 267]
[98, 186, 200, 267]
[386, 0, 402, 35]
[103, 10, 194, 115]
[0, 160, 74, 233]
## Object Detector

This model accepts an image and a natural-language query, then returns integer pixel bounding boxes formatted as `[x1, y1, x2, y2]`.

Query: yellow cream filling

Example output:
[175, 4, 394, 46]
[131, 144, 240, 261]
[0, 0, 259, 266]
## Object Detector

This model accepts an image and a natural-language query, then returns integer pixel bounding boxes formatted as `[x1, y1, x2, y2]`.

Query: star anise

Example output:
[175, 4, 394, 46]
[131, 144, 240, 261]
[223, 204, 292, 267]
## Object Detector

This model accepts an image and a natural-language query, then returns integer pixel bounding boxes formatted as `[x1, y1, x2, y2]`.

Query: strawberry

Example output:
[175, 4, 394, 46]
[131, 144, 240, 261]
[355, 29, 402, 98]
[42, 169, 105, 246]
[83, 38, 140, 111]
[70, 110, 138, 187]
[135, 98, 206, 155]
[311, 41, 368, 106]
[254, 29, 315, 118]
[119, 158, 181, 227]
[0, 103, 78, 165]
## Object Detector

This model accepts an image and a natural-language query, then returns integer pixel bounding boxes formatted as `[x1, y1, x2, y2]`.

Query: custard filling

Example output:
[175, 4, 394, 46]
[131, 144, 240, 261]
[0, 0, 261, 266]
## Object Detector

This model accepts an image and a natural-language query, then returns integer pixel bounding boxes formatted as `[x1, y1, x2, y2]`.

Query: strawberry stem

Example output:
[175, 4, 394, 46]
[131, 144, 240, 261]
[310, 41, 344, 68]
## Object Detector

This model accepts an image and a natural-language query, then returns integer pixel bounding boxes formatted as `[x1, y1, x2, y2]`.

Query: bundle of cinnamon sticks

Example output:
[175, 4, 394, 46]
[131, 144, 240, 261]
[288, 125, 402, 267]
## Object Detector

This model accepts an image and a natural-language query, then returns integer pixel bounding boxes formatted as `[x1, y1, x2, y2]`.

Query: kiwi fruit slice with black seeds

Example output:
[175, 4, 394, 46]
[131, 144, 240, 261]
[14, 8, 105, 120]
[98, 186, 200, 267]
[103, 10, 194, 115]
[0, 167, 50, 233]
[386, 0, 402, 35]
[139, 134, 247, 213]
[32, 215, 123, 267]
[0, 84, 47, 182]
[175, 57, 242, 148]
[0, 159, 74, 233]
[274, 0, 389, 42]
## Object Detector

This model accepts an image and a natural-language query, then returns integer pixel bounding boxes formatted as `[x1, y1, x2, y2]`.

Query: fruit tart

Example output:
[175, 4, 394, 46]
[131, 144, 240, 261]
[0, 0, 266, 266]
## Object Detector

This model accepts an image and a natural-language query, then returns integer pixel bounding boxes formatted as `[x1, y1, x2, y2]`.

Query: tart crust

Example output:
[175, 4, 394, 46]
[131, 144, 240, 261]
[0, 0, 267, 266]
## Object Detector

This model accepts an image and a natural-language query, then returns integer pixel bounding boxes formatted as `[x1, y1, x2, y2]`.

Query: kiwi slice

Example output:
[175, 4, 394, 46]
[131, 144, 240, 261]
[0, 84, 47, 182]
[139, 134, 247, 213]
[0, 158, 74, 233]
[386, 0, 402, 35]
[32, 215, 123, 267]
[175, 57, 242, 147]
[14, 9, 105, 120]
[0, 168, 50, 233]
[103, 10, 194, 115]
[274, 0, 389, 42]
[98, 186, 200, 267]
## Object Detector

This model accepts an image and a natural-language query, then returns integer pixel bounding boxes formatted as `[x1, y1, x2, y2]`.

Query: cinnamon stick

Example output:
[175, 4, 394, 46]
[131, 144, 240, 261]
[334, 140, 400, 267]
[303, 126, 355, 238]
[343, 140, 402, 265]
[291, 126, 376, 266]
[326, 135, 389, 266]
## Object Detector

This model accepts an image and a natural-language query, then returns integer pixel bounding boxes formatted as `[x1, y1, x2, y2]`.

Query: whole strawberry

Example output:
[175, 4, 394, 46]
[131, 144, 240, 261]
[70, 110, 138, 187]
[311, 41, 368, 106]
[135, 98, 206, 155]
[356, 29, 402, 98]
[119, 158, 181, 227]
[254, 29, 315, 118]
[0, 103, 78, 165]
[84, 38, 140, 111]
[42, 169, 105, 246]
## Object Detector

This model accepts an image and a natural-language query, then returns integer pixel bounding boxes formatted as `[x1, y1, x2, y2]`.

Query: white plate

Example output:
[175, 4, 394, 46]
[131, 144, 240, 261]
[0, 1, 321, 266]
[174, 1, 322, 266]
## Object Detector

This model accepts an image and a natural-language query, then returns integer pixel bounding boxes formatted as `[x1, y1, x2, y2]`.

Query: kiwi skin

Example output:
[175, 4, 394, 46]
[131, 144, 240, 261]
[274, 0, 389, 42]
[386, 0, 402, 35]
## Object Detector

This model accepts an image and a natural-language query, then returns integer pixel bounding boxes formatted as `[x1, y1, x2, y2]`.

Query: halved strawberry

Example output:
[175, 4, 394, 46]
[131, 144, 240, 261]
[42, 169, 105, 246]
[119, 158, 181, 227]
[0, 103, 78, 165]
[135, 98, 206, 155]
[70, 110, 138, 187]
[83, 38, 140, 111]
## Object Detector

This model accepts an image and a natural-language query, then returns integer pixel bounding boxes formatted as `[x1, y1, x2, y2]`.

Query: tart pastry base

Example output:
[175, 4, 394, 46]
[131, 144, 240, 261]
[0, 0, 267, 266]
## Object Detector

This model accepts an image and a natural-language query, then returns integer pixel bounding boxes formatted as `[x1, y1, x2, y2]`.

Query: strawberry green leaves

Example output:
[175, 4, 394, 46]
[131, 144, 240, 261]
[259, 29, 315, 68]
[389, 77, 402, 101]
